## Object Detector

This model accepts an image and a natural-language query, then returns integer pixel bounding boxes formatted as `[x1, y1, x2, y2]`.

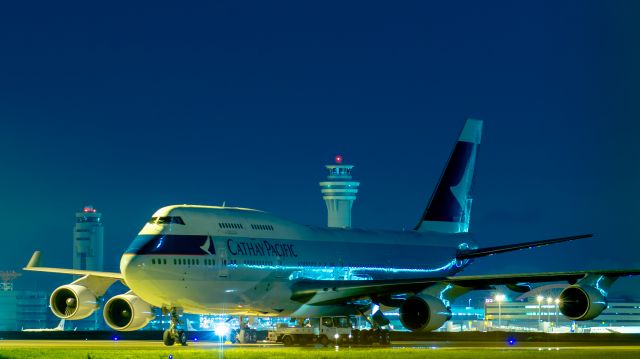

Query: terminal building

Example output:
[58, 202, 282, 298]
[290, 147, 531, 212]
[0, 290, 50, 331]
[481, 285, 640, 333]
[0, 272, 53, 331]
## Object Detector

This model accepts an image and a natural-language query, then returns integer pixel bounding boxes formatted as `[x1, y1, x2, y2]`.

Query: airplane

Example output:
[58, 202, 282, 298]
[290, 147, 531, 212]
[22, 319, 65, 332]
[587, 326, 640, 334]
[23, 119, 640, 346]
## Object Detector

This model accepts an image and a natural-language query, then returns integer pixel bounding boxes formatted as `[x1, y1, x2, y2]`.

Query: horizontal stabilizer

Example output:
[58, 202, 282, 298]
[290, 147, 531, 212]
[456, 234, 592, 260]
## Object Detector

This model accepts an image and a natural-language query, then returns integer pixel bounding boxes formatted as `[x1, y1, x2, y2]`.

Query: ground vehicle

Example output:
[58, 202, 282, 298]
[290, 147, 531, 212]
[267, 316, 353, 346]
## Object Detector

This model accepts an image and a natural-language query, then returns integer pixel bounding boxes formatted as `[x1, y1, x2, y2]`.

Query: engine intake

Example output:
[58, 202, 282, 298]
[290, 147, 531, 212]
[559, 285, 607, 321]
[50, 284, 99, 320]
[104, 293, 155, 331]
[399, 295, 451, 332]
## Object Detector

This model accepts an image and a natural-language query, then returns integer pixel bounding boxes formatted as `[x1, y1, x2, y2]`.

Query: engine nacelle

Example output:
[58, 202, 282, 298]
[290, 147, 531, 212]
[50, 284, 99, 320]
[399, 294, 451, 332]
[559, 285, 607, 321]
[104, 293, 155, 331]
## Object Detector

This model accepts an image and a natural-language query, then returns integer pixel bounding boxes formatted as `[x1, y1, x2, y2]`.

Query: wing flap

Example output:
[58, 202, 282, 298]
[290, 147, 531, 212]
[446, 269, 640, 287]
[291, 268, 640, 306]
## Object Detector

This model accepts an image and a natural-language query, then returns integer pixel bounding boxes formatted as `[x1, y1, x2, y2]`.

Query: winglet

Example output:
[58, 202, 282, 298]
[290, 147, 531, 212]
[25, 251, 42, 269]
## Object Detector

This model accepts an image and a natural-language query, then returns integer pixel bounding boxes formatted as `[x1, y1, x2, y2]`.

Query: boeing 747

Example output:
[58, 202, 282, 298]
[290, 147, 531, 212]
[24, 119, 640, 345]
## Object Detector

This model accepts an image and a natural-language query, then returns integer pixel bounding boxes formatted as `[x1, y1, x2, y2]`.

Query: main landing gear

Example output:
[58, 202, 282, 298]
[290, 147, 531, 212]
[351, 305, 391, 346]
[163, 308, 188, 346]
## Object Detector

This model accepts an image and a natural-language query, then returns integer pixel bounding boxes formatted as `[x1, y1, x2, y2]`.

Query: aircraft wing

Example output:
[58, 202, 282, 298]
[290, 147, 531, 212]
[22, 251, 123, 279]
[290, 269, 640, 305]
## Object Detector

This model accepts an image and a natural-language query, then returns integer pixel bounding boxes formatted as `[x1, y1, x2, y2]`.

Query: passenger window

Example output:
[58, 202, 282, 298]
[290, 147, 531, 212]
[322, 317, 334, 327]
[152, 259, 155, 264]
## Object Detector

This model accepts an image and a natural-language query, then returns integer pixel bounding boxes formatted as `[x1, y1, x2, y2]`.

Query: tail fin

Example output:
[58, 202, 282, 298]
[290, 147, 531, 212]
[415, 119, 482, 233]
[56, 319, 65, 330]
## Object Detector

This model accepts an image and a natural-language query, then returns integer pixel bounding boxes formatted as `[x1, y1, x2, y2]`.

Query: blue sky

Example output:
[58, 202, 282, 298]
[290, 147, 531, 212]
[1, 1, 639, 296]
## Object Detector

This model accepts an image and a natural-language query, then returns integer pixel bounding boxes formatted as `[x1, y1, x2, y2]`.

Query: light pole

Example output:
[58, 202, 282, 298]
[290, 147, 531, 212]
[547, 297, 553, 325]
[537, 295, 544, 326]
[495, 294, 506, 328]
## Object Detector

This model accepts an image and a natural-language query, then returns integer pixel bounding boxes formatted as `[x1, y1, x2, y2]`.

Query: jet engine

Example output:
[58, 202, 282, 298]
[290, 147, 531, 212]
[104, 293, 155, 331]
[399, 294, 451, 332]
[558, 285, 607, 321]
[50, 284, 99, 320]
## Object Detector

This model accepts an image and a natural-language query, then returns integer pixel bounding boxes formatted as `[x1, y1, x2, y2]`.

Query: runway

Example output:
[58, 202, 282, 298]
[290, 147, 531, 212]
[1, 341, 640, 359]
[2, 339, 640, 349]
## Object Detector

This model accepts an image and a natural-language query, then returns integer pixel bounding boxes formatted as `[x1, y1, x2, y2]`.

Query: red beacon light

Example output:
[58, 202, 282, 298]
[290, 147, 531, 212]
[83, 206, 96, 213]
[334, 155, 343, 164]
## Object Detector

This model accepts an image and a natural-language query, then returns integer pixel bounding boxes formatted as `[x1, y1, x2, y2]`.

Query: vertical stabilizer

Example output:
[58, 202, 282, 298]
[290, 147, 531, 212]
[415, 119, 482, 233]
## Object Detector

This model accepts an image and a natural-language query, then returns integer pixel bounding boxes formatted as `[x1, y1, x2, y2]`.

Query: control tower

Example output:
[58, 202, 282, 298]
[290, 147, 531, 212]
[319, 155, 360, 228]
[73, 206, 104, 272]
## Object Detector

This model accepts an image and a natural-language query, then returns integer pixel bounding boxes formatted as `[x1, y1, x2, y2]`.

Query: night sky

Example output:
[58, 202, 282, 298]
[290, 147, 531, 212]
[1, 1, 639, 297]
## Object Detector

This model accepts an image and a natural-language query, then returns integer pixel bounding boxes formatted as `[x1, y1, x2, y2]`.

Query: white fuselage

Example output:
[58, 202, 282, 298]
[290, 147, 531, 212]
[120, 205, 475, 317]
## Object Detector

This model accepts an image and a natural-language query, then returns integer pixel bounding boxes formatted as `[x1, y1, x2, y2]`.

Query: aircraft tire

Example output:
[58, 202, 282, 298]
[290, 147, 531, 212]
[178, 330, 188, 346]
[249, 328, 258, 343]
[379, 330, 390, 346]
[163, 329, 175, 346]
[359, 330, 370, 345]
[351, 329, 360, 344]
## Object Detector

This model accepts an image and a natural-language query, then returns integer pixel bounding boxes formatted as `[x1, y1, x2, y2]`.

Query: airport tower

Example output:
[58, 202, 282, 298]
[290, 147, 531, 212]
[73, 206, 104, 272]
[319, 155, 360, 228]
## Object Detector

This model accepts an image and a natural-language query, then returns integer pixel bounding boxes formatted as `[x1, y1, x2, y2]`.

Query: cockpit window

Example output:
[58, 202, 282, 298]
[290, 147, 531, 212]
[148, 216, 185, 225]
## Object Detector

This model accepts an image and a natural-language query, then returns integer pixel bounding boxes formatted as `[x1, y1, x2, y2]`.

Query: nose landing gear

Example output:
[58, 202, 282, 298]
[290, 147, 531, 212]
[162, 308, 188, 346]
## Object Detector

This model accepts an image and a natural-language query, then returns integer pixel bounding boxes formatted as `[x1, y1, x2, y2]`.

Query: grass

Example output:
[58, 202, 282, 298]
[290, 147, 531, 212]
[1, 347, 640, 359]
